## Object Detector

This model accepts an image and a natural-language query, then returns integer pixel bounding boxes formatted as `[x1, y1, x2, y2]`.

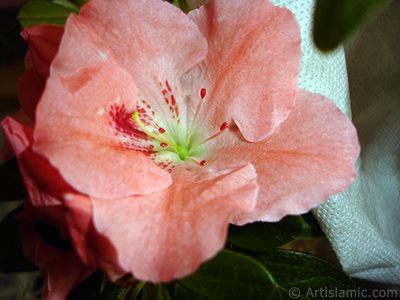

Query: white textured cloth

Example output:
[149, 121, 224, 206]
[270, 0, 400, 290]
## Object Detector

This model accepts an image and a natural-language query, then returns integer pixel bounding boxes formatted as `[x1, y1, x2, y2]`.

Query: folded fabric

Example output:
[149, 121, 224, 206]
[271, 0, 400, 290]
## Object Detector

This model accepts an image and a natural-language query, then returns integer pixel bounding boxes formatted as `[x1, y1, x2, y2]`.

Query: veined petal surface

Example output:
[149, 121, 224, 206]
[92, 165, 258, 282]
[51, 0, 207, 122]
[33, 63, 172, 198]
[209, 89, 360, 223]
[182, 0, 302, 142]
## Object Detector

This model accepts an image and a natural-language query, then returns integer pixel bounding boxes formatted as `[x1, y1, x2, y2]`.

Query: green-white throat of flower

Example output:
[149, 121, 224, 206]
[132, 88, 228, 167]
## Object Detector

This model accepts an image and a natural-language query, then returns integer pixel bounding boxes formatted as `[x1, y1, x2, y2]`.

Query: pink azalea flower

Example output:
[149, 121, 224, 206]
[2, 119, 93, 300]
[18, 25, 64, 120]
[3, 0, 359, 286]
[1, 25, 63, 161]
[17, 207, 93, 300]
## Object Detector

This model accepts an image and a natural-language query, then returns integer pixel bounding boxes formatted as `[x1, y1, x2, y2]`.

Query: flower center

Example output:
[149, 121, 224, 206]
[131, 88, 228, 167]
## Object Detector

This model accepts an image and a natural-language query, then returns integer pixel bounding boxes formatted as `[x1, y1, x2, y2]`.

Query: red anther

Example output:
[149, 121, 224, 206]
[200, 160, 207, 166]
[149, 145, 154, 150]
[158, 127, 166, 133]
[161, 143, 168, 148]
[220, 122, 228, 131]
[200, 88, 207, 99]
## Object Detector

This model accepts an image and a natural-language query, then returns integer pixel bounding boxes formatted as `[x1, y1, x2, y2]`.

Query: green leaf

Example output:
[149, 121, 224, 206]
[167, 282, 203, 300]
[97, 281, 127, 300]
[227, 216, 303, 252]
[178, 248, 358, 300]
[253, 250, 360, 300]
[313, 0, 390, 51]
[299, 213, 324, 239]
[141, 283, 172, 300]
[122, 281, 145, 300]
[34, 220, 74, 252]
[70, 0, 90, 7]
[0, 204, 38, 272]
[50, 0, 80, 11]
[18, 0, 80, 28]
[172, 0, 191, 13]
[68, 272, 128, 300]
[0, 157, 27, 202]
[178, 250, 277, 300]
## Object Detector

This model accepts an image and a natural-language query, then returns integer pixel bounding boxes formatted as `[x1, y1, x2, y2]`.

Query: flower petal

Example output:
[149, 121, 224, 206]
[91, 165, 258, 282]
[2, 117, 34, 157]
[21, 25, 64, 80]
[51, 0, 207, 117]
[1, 112, 32, 161]
[2, 117, 72, 232]
[18, 210, 93, 300]
[37, 240, 93, 300]
[210, 89, 360, 223]
[33, 63, 172, 198]
[182, 0, 302, 142]
[17, 67, 44, 120]
[3, 117, 120, 289]
[62, 194, 125, 280]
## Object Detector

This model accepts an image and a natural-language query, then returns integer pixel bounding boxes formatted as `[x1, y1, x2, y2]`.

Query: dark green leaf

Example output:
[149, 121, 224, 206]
[253, 250, 360, 300]
[18, 0, 80, 28]
[122, 281, 145, 300]
[68, 272, 128, 300]
[0, 204, 38, 272]
[227, 216, 303, 252]
[34, 220, 74, 252]
[179, 250, 276, 300]
[0, 157, 27, 201]
[167, 282, 203, 300]
[141, 283, 172, 300]
[299, 213, 324, 239]
[97, 281, 127, 300]
[313, 0, 390, 51]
